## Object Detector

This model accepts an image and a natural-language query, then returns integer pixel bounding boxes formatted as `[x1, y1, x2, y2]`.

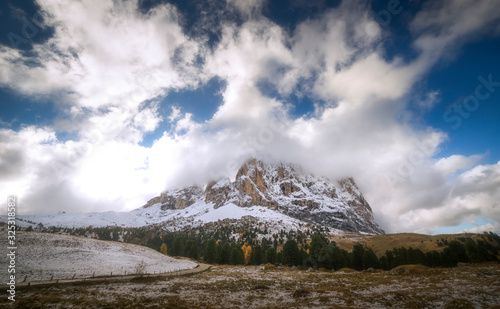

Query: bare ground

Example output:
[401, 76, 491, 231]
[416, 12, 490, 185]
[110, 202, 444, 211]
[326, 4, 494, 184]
[3, 262, 500, 309]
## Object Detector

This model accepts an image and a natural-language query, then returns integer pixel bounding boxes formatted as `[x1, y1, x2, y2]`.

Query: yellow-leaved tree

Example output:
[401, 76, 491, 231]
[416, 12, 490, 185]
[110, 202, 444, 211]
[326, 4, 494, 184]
[242, 244, 252, 264]
[160, 243, 168, 255]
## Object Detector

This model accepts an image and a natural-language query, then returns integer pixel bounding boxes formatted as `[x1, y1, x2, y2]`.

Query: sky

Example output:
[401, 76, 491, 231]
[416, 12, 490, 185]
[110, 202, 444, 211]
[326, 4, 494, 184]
[0, 0, 499, 235]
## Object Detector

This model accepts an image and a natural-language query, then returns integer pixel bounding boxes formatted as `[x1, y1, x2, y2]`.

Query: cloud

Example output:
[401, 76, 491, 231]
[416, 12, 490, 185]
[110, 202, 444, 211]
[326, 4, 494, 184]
[416, 90, 440, 111]
[383, 161, 500, 233]
[205, 19, 293, 126]
[462, 222, 500, 234]
[412, 0, 500, 63]
[434, 154, 483, 176]
[168, 106, 182, 122]
[0, 0, 499, 235]
[0, 0, 205, 213]
[226, 0, 266, 19]
[0, 0, 205, 109]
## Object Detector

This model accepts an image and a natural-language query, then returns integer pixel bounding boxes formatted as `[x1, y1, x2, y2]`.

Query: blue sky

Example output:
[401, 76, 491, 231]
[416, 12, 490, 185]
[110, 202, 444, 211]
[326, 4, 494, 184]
[0, 0, 499, 234]
[422, 37, 500, 163]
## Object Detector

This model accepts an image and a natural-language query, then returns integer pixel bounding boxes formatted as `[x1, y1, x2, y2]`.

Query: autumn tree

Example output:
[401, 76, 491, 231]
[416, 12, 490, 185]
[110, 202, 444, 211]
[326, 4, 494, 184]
[242, 244, 252, 264]
[160, 243, 168, 255]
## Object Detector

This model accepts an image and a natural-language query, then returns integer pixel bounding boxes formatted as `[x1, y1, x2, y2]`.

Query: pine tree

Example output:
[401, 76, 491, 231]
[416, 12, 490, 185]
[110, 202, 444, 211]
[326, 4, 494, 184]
[331, 243, 349, 270]
[379, 256, 389, 270]
[251, 245, 264, 265]
[184, 239, 198, 259]
[352, 243, 366, 271]
[205, 239, 217, 264]
[363, 248, 380, 269]
[425, 250, 441, 267]
[277, 250, 283, 264]
[309, 234, 329, 268]
[282, 239, 300, 267]
[441, 240, 468, 267]
[230, 246, 244, 265]
[171, 237, 183, 256]
[265, 247, 277, 264]
[385, 250, 396, 269]
[217, 242, 231, 264]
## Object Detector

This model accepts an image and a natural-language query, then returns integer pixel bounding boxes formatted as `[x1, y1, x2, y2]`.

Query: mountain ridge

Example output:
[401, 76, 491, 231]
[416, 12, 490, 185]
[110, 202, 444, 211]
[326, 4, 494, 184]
[144, 158, 384, 234]
[10, 158, 384, 235]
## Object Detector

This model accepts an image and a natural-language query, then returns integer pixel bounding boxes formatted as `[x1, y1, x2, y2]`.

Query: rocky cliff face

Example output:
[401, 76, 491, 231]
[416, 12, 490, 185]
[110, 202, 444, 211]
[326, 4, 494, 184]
[143, 158, 384, 234]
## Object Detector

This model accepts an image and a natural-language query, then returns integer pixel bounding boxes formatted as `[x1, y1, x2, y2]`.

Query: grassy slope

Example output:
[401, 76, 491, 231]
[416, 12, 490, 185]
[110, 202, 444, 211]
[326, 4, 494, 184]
[329, 232, 496, 257]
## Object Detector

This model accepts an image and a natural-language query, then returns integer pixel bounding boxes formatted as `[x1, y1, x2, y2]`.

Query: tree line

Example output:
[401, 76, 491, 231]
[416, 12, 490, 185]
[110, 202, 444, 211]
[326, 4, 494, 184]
[162, 233, 500, 270]
[26, 223, 500, 270]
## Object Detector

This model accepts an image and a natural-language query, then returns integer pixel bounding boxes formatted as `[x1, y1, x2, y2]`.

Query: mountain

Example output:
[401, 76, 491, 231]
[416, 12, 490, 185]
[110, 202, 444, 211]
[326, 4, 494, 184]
[11, 158, 384, 235]
[143, 158, 384, 234]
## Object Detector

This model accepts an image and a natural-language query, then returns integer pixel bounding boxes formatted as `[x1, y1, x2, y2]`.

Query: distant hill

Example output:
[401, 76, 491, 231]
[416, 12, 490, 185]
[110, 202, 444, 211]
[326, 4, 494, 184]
[331, 232, 500, 257]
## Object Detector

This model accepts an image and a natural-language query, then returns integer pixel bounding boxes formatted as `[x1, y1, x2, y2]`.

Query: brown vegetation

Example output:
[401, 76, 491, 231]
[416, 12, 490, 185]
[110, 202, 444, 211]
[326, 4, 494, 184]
[6, 262, 499, 308]
[332, 232, 493, 256]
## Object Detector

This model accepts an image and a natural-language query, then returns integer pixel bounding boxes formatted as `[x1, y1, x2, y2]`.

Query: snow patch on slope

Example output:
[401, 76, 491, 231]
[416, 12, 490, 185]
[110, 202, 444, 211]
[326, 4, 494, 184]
[0, 232, 197, 282]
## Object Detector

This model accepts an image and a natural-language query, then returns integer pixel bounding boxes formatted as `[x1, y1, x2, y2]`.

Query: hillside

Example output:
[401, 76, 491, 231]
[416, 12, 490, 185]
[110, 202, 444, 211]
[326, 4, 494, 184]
[0, 232, 197, 282]
[330, 232, 500, 257]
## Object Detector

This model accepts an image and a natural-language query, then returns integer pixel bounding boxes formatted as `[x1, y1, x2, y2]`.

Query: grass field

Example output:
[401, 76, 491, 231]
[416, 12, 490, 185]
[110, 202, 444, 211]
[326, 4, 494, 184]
[4, 262, 499, 308]
[331, 232, 494, 257]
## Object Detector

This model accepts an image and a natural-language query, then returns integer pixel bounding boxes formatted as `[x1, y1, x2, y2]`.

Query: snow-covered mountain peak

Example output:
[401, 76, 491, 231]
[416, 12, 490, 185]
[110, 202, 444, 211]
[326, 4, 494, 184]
[144, 158, 384, 234]
[13, 158, 384, 234]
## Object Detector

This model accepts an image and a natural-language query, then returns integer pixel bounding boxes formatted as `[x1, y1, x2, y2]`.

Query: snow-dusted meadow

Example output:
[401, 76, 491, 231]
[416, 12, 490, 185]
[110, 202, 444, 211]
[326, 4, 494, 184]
[1, 232, 197, 282]
[6, 263, 500, 308]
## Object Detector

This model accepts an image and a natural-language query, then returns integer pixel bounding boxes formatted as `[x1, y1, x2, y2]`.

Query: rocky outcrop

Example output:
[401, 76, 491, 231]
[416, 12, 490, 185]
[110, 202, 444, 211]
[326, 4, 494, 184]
[143, 158, 384, 235]
[143, 186, 203, 210]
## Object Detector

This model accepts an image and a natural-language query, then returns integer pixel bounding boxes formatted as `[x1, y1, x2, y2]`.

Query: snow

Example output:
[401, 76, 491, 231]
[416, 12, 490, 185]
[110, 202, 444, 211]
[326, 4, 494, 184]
[0, 232, 197, 282]
[212, 178, 231, 189]
[196, 203, 303, 227]
[7, 200, 304, 231]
